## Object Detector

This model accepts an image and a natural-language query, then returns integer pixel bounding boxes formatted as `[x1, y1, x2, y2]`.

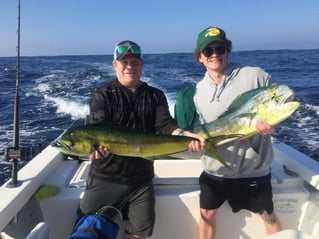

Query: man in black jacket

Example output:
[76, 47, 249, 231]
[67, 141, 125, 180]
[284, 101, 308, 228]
[79, 40, 205, 239]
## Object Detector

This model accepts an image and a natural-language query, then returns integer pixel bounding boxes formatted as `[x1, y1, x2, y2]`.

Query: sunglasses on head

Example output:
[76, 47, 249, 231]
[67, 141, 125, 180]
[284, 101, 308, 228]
[116, 45, 141, 55]
[202, 46, 227, 57]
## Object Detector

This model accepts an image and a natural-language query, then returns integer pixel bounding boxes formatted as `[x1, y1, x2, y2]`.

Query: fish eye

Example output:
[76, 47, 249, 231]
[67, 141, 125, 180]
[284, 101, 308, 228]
[271, 93, 278, 101]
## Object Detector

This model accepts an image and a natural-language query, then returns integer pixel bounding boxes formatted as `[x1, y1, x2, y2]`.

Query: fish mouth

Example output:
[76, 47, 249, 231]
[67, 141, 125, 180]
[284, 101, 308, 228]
[51, 139, 72, 151]
[277, 86, 295, 104]
[282, 92, 295, 104]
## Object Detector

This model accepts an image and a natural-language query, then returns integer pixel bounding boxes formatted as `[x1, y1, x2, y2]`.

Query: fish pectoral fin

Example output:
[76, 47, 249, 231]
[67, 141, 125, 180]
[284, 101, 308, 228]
[207, 134, 243, 146]
[235, 112, 256, 120]
[236, 132, 255, 141]
[205, 144, 232, 171]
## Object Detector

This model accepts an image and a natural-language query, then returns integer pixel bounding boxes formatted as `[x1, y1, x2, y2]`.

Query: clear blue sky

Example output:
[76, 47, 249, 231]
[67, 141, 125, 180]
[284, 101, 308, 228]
[1, 0, 319, 57]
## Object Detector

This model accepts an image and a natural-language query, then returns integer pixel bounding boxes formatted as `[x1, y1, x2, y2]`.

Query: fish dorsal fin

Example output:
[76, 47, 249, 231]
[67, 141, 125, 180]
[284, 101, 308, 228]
[218, 86, 269, 118]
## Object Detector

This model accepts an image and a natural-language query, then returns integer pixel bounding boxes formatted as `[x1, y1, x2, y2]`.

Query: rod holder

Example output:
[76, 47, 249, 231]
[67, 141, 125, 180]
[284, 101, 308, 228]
[6, 147, 22, 187]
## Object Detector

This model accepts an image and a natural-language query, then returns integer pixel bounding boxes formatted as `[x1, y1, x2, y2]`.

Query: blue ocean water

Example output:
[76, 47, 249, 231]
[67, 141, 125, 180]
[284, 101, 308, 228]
[0, 50, 318, 185]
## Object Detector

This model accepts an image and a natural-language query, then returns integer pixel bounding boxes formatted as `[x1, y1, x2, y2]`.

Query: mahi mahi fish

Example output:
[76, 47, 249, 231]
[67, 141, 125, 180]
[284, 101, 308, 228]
[193, 84, 300, 143]
[52, 121, 215, 159]
[52, 84, 300, 166]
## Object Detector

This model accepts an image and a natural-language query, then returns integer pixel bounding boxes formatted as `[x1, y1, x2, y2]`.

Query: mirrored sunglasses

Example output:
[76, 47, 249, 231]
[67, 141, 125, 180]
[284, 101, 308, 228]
[202, 46, 226, 57]
[116, 45, 141, 55]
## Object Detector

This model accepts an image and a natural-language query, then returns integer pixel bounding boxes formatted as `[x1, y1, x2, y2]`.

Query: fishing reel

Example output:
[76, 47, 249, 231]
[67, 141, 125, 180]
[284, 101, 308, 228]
[4, 145, 43, 188]
[5, 147, 21, 160]
[5, 146, 42, 161]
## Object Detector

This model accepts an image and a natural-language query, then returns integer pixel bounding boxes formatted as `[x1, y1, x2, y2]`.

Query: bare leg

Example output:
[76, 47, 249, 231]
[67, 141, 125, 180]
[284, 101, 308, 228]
[259, 211, 282, 235]
[199, 208, 218, 239]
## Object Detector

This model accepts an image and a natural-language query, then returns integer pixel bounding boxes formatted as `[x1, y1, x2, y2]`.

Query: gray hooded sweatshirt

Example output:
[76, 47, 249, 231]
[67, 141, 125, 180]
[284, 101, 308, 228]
[193, 63, 274, 178]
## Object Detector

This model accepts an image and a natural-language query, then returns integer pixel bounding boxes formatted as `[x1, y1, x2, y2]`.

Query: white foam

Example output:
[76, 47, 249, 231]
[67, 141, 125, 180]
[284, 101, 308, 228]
[305, 103, 319, 115]
[44, 95, 89, 120]
[36, 83, 51, 93]
[166, 92, 177, 117]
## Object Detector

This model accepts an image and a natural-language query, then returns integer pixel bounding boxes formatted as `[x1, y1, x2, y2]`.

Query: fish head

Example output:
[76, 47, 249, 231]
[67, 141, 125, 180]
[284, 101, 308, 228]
[51, 129, 94, 156]
[256, 85, 300, 125]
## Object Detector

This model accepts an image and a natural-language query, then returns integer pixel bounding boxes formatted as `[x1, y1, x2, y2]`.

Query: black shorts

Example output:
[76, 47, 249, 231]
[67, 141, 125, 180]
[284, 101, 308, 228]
[199, 172, 274, 214]
[80, 176, 155, 237]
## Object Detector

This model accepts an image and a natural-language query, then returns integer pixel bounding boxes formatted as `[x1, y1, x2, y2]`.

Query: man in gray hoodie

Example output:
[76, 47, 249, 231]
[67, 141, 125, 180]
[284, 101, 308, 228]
[193, 26, 282, 239]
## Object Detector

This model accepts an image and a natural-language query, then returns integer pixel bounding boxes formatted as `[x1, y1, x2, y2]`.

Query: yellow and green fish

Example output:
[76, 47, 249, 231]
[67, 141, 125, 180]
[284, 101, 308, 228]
[52, 84, 300, 167]
[194, 84, 300, 143]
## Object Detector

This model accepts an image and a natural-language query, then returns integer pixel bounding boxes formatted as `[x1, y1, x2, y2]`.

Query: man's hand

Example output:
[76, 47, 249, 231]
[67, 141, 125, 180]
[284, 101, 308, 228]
[172, 128, 205, 152]
[89, 146, 110, 160]
[256, 120, 274, 135]
[180, 130, 205, 152]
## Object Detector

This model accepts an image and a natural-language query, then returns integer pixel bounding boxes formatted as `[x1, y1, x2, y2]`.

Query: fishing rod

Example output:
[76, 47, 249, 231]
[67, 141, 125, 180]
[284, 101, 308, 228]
[7, 0, 22, 187]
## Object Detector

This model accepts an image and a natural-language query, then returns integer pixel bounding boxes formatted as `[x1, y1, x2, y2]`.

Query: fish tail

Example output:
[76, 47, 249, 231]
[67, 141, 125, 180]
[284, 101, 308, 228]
[204, 134, 243, 171]
[205, 144, 232, 171]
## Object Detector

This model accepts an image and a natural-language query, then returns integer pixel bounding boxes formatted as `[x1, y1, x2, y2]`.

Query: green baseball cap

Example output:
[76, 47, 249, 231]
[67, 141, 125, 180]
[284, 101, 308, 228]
[196, 26, 230, 50]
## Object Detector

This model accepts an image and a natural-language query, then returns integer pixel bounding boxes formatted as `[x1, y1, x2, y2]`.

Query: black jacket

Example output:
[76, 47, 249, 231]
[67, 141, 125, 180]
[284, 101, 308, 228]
[88, 79, 178, 184]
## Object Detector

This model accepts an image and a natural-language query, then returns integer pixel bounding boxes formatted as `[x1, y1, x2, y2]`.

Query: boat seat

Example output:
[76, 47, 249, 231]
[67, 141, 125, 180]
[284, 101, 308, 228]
[264, 229, 316, 239]
[25, 222, 50, 239]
